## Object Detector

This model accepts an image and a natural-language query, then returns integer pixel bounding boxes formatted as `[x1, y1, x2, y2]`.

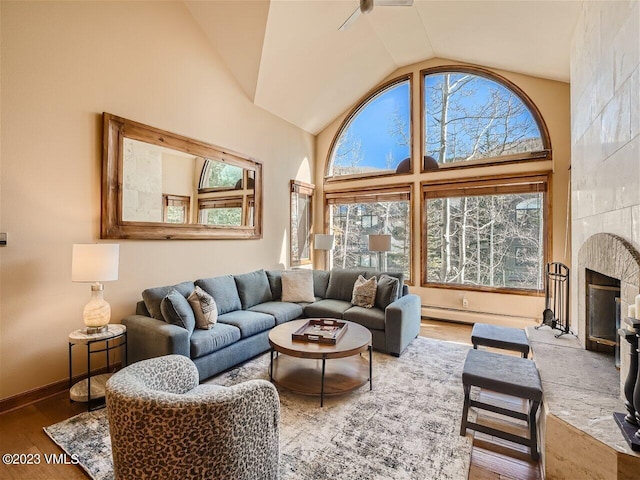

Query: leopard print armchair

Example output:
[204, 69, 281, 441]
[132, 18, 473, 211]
[105, 354, 280, 480]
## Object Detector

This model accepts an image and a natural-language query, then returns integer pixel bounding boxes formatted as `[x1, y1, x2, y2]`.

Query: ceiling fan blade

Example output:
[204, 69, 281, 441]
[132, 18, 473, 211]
[374, 0, 414, 6]
[338, 6, 361, 31]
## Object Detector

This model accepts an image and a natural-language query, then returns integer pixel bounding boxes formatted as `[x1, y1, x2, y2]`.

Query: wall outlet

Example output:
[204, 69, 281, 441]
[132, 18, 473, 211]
[462, 297, 469, 309]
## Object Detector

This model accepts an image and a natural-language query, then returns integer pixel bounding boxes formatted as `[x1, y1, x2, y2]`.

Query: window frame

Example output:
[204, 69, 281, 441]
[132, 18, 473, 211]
[290, 180, 315, 267]
[162, 194, 190, 224]
[325, 74, 413, 183]
[324, 184, 414, 284]
[420, 173, 550, 296]
[420, 65, 551, 173]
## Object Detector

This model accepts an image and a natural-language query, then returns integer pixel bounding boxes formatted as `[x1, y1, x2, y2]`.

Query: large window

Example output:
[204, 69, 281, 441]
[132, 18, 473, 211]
[328, 76, 412, 179]
[326, 187, 411, 280]
[290, 181, 314, 266]
[324, 66, 552, 295]
[423, 68, 547, 169]
[423, 176, 548, 292]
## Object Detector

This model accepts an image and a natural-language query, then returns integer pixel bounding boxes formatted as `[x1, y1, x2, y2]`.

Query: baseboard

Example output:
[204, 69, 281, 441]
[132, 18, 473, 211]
[0, 363, 121, 414]
[422, 305, 539, 327]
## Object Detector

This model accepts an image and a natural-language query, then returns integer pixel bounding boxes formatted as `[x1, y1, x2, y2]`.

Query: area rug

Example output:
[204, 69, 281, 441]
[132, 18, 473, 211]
[45, 336, 472, 480]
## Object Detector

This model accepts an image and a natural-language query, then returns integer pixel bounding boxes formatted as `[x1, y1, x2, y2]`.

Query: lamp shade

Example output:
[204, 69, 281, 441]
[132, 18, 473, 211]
[368, 234, 391, 252]
[314, 234, 334, 251]
[72, 244, 119, 282]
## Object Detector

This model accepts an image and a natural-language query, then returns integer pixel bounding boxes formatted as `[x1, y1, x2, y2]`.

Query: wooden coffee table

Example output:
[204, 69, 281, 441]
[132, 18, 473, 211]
[268, 319, 372, 406]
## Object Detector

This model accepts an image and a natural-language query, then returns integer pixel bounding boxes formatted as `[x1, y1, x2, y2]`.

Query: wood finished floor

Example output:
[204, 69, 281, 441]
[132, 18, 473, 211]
[0, 320, 541, 480]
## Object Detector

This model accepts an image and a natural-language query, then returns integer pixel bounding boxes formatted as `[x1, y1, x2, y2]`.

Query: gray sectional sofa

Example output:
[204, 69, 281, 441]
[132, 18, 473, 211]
[122, 269, 421, 381]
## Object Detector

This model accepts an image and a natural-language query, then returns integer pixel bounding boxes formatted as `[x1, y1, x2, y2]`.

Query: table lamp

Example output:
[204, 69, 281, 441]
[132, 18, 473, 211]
[368, 234, 391, 270]
[72, 244, 119, 334]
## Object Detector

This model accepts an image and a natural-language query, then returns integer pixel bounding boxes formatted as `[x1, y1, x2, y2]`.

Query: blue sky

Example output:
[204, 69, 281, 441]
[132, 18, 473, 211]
[335, 81, 410, 170]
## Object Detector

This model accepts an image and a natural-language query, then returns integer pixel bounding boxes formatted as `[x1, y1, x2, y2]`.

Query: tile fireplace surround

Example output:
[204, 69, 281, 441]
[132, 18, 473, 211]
[577, 233, 640, 395]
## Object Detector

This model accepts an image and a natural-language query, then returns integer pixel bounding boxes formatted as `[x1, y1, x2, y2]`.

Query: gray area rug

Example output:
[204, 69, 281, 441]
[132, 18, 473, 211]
[45, 336, 472, 480]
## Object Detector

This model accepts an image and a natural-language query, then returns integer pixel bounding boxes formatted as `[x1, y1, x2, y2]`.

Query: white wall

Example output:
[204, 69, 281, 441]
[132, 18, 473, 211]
[570, 0, 640, 332]
[0, 1, 314, 400]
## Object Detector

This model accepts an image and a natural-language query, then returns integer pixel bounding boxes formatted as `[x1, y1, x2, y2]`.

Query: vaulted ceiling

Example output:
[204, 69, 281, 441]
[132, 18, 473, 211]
[184, 1, 582, 134]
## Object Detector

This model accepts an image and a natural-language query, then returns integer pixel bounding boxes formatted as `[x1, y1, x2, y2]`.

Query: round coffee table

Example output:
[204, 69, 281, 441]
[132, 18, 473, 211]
[268, 319, 372, 406]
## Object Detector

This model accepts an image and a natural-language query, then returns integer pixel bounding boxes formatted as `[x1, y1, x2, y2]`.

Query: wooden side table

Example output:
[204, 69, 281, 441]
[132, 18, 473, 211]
[68, 324, 127, 411]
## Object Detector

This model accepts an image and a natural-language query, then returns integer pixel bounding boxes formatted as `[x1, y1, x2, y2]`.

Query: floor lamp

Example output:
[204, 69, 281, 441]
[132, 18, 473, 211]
[314, 234, 334, 269]
[369, 234, 391, 271]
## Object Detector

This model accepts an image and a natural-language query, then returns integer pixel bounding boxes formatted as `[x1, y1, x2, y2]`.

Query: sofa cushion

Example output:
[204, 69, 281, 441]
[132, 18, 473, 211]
[366, 271, 405, 297]
[303, 299, 352, 319]
[217, 310, 275, 338]
[343, 306, 386, 331]
[142, 281, 195, 321]
[326, 269, 366, 302]
[190, 323, 241, 359]
[266, 270, 282, 300]
[281, 270, 315, 303]
[312, 270, 330, 298]
[195, 275, 242, 315]
[187, 286, 218, 329]
[249, 301, 303, 325]
[160, 289, 196, 333]
[234, 269, 272, 309]
[351, 275, 377, 308]
[375, 274, 400, 310]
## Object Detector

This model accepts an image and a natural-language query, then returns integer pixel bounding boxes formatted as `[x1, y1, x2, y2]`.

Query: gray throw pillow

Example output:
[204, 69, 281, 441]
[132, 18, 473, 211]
[160, 289, 196, 334]
[375, 274, 400, 310]
[234, 270, 272, 309]
[266, 270, 283, 300]
[142, 281, 195, 321]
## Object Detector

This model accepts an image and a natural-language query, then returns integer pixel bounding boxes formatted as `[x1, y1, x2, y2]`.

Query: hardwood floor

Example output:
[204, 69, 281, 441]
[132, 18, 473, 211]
[0, 320, 541, 480]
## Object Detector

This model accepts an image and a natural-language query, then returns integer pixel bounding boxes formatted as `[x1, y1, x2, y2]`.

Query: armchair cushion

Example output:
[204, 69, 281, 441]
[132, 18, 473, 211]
[234, 269, 272, 309]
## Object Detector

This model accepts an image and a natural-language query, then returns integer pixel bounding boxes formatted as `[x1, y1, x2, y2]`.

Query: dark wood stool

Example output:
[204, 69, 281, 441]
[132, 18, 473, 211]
[471, 323, 530, 358]
[460, 349, 543, 460]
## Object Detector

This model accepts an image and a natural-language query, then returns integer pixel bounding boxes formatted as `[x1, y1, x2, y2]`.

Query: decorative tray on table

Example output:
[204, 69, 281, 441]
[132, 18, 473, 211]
[292, 319, 348, 345]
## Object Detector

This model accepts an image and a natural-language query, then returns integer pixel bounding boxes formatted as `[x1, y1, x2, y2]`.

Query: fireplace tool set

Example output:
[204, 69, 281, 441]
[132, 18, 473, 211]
[536, 262, 574, 337]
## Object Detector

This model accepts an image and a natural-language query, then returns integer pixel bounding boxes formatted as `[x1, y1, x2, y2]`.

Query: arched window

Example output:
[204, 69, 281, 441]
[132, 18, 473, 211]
[423, 68, 548, 169]
[327, 75, 412, 179]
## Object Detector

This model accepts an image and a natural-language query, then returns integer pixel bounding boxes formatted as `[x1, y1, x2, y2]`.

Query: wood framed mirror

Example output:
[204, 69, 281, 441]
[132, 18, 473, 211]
[102, 113, 262, 240]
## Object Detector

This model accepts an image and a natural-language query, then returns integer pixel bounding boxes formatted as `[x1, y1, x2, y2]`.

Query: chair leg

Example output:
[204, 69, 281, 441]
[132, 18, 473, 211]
[529, 400, 541, 460]
[460, 383, 471, 436]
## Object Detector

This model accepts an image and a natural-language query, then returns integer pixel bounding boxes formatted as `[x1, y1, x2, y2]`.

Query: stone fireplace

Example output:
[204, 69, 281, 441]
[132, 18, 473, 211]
[577, 233, 640, 394]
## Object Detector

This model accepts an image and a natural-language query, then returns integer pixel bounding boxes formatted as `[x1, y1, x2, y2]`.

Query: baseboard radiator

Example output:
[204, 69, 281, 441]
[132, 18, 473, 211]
[421, 304, 538, 327]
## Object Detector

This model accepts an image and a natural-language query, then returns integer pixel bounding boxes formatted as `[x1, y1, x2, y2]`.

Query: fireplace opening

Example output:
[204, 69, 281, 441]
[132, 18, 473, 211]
[585, 269, 620, 360]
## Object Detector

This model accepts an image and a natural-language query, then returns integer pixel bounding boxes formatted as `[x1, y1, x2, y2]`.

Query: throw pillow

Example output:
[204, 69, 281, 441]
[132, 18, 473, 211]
[187, 286, 218, 329]
[160, 289, 196, 334]
[352, 275, 377, 308]
[375, 274, 400, 310]
[281, 270, 315, 303]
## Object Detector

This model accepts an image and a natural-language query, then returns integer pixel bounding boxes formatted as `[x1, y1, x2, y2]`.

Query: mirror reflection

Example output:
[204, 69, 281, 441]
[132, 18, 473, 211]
[101, 112, 262, 240]
[122, 139, 255, 227]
